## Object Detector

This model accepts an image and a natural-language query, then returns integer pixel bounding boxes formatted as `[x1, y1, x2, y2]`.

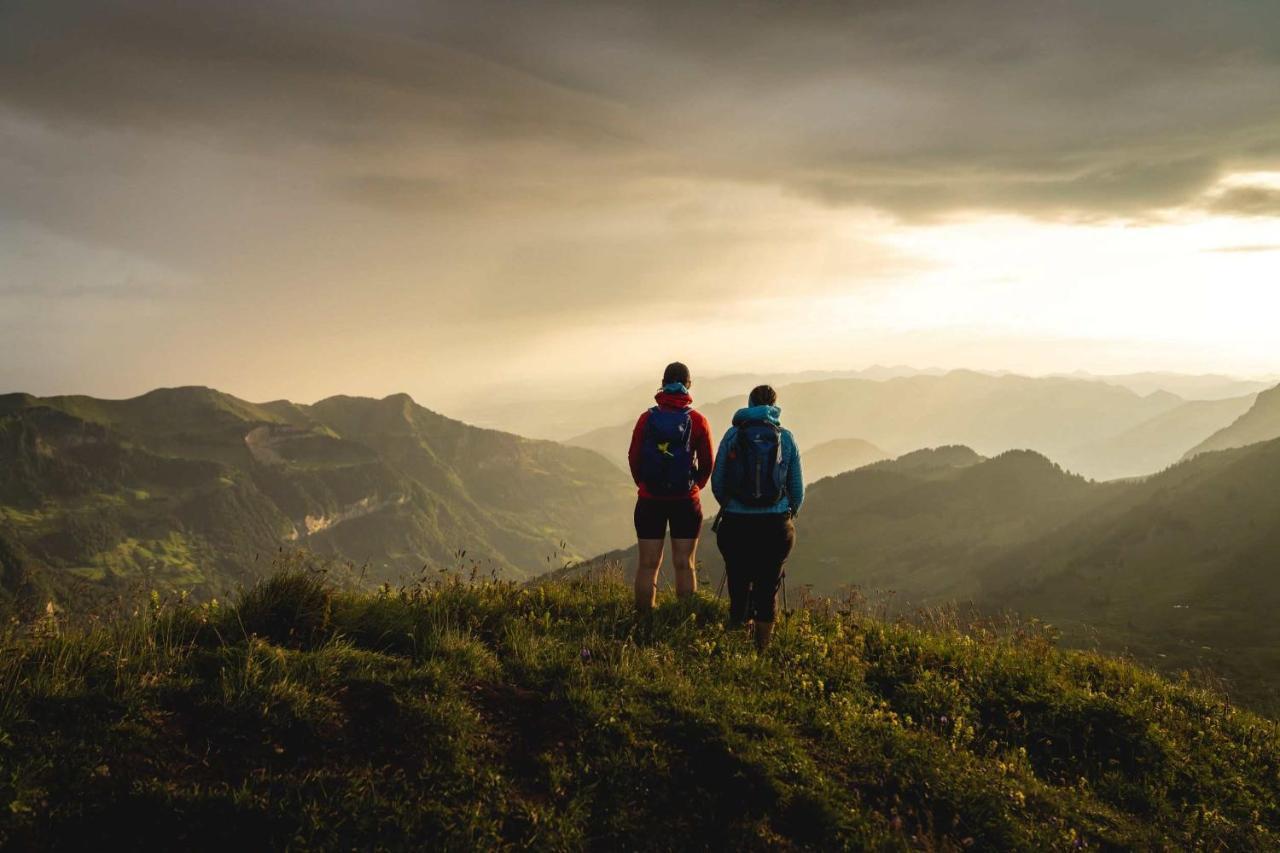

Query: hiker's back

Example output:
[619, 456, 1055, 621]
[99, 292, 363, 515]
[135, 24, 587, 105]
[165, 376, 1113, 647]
[725, 418, 787, 508]
[627, 362, 716, 614]
[710, 384, 805, 651]
[637, 406, 695, 497]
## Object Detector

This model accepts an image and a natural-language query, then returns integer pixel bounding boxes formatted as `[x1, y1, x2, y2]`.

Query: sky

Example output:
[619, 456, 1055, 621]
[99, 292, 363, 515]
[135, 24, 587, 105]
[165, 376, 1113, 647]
[2, 0, 1279, 409]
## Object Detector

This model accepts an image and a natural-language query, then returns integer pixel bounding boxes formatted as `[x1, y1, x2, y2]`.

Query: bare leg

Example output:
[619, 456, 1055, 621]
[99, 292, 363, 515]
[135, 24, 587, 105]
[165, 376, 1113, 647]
[634, 539, 665, 613]
[754, 621, 774, 651]
[670, 537, 699, 598]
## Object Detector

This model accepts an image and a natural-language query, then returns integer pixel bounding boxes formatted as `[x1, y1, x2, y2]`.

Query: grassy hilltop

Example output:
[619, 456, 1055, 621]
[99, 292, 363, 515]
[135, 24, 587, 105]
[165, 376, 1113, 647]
[3, 563, 1279, 850]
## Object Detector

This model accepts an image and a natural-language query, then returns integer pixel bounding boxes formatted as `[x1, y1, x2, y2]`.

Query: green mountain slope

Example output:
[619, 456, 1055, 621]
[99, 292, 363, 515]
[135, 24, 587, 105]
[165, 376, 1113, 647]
[1184, 383, 1280, 459]
[791, 450, 1108, 603]
[3, 567, 1278, 850]
[982, 438, 1280, 710]
[671, 448, 1107, 606]
[0, 388, 632, 595]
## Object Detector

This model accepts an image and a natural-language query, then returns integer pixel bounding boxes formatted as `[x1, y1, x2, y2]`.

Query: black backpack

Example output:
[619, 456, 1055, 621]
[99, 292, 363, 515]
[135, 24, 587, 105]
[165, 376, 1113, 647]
[727, 420, 787, 507]
[638, 407, 696, 496]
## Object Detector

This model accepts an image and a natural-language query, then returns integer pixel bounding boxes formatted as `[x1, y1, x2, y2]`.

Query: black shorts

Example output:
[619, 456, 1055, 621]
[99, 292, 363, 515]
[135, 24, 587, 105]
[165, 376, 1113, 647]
[634, 496, 704, 540]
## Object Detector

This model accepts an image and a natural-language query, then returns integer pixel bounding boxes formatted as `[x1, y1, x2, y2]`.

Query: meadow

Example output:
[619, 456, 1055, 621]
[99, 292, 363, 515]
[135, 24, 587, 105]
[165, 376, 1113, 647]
[3, 557, 1278, 850]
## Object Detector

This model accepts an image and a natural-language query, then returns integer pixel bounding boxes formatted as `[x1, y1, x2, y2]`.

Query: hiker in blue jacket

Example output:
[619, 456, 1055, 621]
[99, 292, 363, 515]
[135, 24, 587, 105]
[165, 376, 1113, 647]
[710, 384, 803, 651]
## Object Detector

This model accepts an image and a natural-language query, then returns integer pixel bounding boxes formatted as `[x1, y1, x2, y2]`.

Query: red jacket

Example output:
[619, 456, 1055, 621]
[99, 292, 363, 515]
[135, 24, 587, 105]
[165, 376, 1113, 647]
[627, 390, 714, 500]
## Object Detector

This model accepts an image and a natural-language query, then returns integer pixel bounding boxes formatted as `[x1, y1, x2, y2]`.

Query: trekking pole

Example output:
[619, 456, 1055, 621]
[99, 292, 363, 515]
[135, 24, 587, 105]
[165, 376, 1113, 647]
[781, 572, 788, 613]
[715, 570, 726, 600]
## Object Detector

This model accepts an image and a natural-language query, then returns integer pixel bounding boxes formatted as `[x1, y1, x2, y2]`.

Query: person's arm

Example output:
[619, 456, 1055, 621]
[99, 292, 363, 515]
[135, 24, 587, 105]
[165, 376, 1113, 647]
[627, 412, 648, 485]
[710, 428, 734, 506]
[786, 432, 804, 517]
[692, 412, 714, 490]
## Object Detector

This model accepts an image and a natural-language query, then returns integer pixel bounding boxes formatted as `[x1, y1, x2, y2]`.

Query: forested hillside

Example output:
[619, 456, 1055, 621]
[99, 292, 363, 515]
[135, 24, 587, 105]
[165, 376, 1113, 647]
[984, 438, 1280, 711]
[0, 388, 632, 606]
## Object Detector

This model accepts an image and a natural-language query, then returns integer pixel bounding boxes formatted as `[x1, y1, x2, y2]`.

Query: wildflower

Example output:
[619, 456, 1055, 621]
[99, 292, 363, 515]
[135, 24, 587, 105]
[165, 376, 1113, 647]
[580, 647, 592, 663]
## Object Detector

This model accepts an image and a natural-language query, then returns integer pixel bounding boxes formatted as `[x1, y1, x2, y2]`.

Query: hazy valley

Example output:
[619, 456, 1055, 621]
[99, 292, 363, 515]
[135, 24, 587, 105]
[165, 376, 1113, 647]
[567, 370, 1268, 483]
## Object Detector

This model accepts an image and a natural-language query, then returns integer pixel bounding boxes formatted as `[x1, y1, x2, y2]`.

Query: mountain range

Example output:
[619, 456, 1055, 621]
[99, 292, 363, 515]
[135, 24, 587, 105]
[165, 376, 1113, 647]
[452, 366, 941, 441]
[799, 438, 889, 483]
[0, 387, 633, 605]
[1184, 383, 1280, 459]
[570, 371, 1265, 482]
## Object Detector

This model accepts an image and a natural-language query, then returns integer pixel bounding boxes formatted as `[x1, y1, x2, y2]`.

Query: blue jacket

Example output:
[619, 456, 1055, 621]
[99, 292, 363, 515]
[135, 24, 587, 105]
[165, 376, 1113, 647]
[711, 405, 805, 516]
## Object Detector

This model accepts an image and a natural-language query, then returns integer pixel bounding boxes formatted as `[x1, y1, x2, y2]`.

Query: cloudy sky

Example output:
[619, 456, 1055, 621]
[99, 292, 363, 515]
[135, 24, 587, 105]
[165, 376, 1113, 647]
[2, 0, 1278, 407]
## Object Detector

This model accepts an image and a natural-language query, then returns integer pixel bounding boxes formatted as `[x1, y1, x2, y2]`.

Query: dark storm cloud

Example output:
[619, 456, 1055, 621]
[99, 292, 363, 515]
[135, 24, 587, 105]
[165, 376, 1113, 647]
[340, 176, 457, 212]
[3, 0, 1280, 222]
[0, 0, 639, 150]
[1209, 186, 1280, 217]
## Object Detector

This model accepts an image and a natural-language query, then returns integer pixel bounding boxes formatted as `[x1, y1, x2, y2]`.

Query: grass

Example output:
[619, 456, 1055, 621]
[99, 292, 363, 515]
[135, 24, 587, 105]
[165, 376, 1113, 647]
[2, 559, 1279, 851]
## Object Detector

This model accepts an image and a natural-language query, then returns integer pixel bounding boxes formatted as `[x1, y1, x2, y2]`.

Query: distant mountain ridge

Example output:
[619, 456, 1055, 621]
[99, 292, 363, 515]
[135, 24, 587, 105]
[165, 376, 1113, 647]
[1183, 383, 1280, 459]
[1051, 371, 1276, 401]
[797, 438, 888, 482]
[464, 367, 1272, 441]
[569, 370, 1242, 481]
[1059, 393, 1257, 480]
[455, 365, 944, 439]
[0, 387, 633, 602]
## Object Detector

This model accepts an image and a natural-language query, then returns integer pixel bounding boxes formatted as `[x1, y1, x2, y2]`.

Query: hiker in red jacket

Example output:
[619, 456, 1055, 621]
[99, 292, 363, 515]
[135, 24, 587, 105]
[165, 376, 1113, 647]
[628, 361, 714, 613]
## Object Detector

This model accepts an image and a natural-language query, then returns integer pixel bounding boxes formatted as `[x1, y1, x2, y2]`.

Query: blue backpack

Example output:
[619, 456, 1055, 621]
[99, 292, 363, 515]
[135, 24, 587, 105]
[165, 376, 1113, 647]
[728, 420, 787, 507]
[639, 407, 695, 496]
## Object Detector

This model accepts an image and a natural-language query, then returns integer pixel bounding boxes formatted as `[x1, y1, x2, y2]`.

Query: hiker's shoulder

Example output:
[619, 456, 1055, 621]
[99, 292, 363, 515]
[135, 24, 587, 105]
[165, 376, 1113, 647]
[688, 408, 711, 428]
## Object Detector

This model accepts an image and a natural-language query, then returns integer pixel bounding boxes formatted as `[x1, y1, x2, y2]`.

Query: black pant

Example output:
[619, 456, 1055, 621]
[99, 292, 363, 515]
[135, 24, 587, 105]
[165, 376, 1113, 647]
[716, 512, 796, 625]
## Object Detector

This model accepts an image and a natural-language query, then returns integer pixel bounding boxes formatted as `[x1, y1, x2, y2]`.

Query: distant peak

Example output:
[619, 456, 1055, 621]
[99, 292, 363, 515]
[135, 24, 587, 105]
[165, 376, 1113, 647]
[943, 369, 996, 380]
[1143, 389, 1183, 403]
[989, 448, 1054, 466]
[871, 445, 984, 473]
[0, 392, 38, 416]
[135, 385, 221, 401]
[977, 449, 1083, 482]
